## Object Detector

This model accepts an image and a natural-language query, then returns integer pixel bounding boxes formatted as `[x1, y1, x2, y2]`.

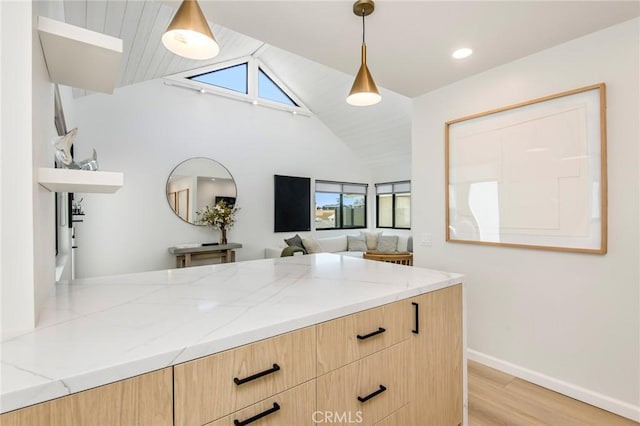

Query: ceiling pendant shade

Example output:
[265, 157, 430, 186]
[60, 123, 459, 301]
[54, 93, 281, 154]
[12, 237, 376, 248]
[347, 44, 381, 106]
[347, 0, 381, 106]
[162, 0, 219, 60]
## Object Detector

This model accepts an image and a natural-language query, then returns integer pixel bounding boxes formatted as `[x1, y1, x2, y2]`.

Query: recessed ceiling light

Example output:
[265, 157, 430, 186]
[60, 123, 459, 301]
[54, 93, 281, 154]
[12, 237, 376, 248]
[452, 48, 473, 59]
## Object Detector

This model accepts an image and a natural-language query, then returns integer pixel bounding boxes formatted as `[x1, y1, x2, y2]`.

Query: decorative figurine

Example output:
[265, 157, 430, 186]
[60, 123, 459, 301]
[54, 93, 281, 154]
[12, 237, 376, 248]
[53, 128, 99, 171]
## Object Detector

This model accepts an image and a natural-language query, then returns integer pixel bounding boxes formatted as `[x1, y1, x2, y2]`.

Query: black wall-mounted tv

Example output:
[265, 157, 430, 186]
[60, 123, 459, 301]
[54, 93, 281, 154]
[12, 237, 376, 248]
[274, 175, 311, 233]
[215, 196, 236, 207]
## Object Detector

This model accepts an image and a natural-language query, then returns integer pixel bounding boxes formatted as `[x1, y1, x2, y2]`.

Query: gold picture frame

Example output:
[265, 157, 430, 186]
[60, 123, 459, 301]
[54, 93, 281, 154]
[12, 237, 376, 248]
[445, 83, 607, 254]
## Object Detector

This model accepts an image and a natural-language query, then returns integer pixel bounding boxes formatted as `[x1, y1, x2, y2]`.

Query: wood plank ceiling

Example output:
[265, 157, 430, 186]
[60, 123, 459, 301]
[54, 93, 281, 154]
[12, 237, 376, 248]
[61, 0, 412, 170]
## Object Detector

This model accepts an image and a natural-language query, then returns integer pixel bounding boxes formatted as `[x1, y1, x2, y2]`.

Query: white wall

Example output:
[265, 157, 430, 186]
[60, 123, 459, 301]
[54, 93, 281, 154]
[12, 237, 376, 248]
[71, 79, 372, 277]
[413, 18, 639, 419]
[0, 1, 36, 337]
[32, 1, 60, 326]
[0, 0, 60, 337]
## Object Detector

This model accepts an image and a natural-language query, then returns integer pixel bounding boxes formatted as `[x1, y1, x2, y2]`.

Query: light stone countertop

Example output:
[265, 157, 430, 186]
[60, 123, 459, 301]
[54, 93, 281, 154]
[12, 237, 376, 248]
[0, 253, 463, 414]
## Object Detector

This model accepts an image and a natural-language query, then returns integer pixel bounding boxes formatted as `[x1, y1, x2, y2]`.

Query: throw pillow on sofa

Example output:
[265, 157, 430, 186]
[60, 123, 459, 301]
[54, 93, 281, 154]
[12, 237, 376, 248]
[300, 236, 348, 254]
[284, 234, 307, 253]
[347, 235, 367, 252]
[301, 238, 322, 254]
[376, 235, 399, 253]
[359, 230, 383, 250]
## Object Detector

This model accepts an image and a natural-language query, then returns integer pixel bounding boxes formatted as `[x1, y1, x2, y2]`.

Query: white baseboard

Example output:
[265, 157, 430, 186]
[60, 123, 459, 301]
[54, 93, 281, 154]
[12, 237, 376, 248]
[467, 349, 640, 422]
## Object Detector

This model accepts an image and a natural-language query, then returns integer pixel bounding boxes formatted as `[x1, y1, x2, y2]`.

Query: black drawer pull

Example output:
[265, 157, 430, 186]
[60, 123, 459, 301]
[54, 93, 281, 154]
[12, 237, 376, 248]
[233, 402, 280, 426]
[233, 363, 280, 385]
[412, 302, 419, 334]
[357, 385, 387, 403]
[357, 327, 386, 340]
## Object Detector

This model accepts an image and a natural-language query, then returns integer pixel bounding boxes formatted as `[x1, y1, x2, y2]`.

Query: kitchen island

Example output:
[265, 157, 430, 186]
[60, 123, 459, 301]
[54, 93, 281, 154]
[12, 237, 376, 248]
[1, 253, 465, 425]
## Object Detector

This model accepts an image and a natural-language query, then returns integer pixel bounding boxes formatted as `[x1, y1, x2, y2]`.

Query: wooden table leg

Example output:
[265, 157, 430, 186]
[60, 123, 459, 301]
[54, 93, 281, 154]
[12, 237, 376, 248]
[184, 253, 192, 267]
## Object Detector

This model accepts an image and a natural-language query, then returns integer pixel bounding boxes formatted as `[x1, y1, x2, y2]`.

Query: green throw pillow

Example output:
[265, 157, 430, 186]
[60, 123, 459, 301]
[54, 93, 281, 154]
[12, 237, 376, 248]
[284, 234, 307, 253]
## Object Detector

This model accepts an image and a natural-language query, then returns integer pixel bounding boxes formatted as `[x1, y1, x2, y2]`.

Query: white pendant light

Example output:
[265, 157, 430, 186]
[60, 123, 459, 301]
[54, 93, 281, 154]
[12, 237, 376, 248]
[162, 0, 219, 60]
[346, 0, 381, 106]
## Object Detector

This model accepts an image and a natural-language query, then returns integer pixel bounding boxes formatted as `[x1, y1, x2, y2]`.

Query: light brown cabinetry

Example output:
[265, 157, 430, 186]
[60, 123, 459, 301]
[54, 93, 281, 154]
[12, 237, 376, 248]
[407, 284, 463, 426]
[316, 299, 411, 375]
[205, 381, 316, 426]
[317, 340, 410, 426]
[0, 368, 173, 426]
[174, 326, 316, 426]
[314, 294, 422, 426]
[374, 403, 415, 426]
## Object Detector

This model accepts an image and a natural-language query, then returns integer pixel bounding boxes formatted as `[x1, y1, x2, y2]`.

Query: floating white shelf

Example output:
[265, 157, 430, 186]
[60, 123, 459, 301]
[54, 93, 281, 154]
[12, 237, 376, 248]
[37, 16, 123, 94]
[38, 168, 124, 193]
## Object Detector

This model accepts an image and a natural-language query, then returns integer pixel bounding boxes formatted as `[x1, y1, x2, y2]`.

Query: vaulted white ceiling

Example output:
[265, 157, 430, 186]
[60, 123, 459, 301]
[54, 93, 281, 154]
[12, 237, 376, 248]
[60, 0, 639, 169]
[201, 0, 640, 97]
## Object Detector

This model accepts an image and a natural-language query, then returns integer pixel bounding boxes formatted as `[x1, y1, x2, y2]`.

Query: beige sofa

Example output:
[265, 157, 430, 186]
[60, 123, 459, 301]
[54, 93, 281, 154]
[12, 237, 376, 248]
[264, 232, 412, 259]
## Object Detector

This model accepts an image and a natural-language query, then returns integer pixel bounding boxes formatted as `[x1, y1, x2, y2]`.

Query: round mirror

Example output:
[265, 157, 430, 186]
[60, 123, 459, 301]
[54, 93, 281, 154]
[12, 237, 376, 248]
[166, 157, 237, 225]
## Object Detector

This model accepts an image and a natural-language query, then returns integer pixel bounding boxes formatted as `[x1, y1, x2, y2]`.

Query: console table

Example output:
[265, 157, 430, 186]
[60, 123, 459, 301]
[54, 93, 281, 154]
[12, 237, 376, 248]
[168, 243, 242, 268]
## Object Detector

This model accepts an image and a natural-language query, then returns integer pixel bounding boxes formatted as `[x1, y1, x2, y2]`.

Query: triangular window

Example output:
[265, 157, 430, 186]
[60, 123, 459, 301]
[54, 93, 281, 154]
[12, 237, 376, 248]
[258, 68, 298, 107]
[188, 63, 248, 94]
[168, 57, 310, 115]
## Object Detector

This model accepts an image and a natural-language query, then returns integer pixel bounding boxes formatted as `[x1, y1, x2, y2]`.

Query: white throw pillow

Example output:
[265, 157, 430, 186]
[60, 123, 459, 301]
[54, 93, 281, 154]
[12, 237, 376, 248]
[302, 238, 322, 254]
[347, 235, 367, 252]
[359, 230, 383, 250]
[376, 235, 399, 253]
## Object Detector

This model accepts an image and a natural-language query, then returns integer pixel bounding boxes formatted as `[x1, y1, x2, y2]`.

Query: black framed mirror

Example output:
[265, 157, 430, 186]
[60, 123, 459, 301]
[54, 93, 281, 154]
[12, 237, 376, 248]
[166, 157, 237, 225]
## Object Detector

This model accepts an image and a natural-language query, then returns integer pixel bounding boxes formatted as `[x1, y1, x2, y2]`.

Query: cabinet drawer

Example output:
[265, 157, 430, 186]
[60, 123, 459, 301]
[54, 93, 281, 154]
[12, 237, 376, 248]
[373, 403, 415, 426]
[317, 299, 411, 374]
[205, 380, 315, 426]
[174, 326, 316, 426]
[317, 341, 409, 426]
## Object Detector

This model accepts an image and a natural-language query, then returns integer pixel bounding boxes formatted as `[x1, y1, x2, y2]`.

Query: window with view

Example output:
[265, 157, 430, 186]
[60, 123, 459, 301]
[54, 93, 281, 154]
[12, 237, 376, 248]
[376, 181, 411, 229]
[315, 181, 367, 230]
[170, 58, 311, 116]
[258, 69, 298, 106]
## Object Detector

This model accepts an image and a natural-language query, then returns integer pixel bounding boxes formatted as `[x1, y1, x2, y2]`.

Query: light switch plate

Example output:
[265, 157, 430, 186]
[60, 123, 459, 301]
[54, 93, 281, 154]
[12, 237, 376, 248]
[420, 233, 432, 247]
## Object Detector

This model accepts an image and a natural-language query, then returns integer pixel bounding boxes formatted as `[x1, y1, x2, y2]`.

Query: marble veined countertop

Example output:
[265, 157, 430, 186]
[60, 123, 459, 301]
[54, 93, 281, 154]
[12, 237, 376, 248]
[1, 254, 463, 414]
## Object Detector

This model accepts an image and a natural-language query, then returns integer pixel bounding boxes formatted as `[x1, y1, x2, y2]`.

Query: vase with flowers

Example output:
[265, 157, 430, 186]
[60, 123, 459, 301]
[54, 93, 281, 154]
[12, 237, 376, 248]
[196, 200, 239, 245]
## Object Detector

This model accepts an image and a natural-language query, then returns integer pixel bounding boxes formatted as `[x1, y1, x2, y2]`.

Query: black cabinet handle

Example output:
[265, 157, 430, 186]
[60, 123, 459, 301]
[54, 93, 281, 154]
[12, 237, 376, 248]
[357, 385, 387, 403]
[233, 402, 280, 426]
[412, 302, 419, 334]
[357, 327, 386, 340]
[233, 363, 280, 386]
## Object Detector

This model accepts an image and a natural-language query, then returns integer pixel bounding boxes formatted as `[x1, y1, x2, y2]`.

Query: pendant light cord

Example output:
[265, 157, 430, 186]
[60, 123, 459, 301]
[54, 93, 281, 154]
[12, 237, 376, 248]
[362, 10, 366, 45]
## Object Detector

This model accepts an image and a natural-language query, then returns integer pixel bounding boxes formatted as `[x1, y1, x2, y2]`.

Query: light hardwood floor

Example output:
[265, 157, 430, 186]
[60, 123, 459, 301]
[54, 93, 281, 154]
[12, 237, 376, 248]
[468, 360, 639, 426]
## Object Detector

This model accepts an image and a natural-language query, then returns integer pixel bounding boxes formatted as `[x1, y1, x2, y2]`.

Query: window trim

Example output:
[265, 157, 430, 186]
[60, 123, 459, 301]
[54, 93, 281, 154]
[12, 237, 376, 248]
[375, 181, 411, 230]
[164, 57, 312, 116]
[315, 180, 368, 231]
